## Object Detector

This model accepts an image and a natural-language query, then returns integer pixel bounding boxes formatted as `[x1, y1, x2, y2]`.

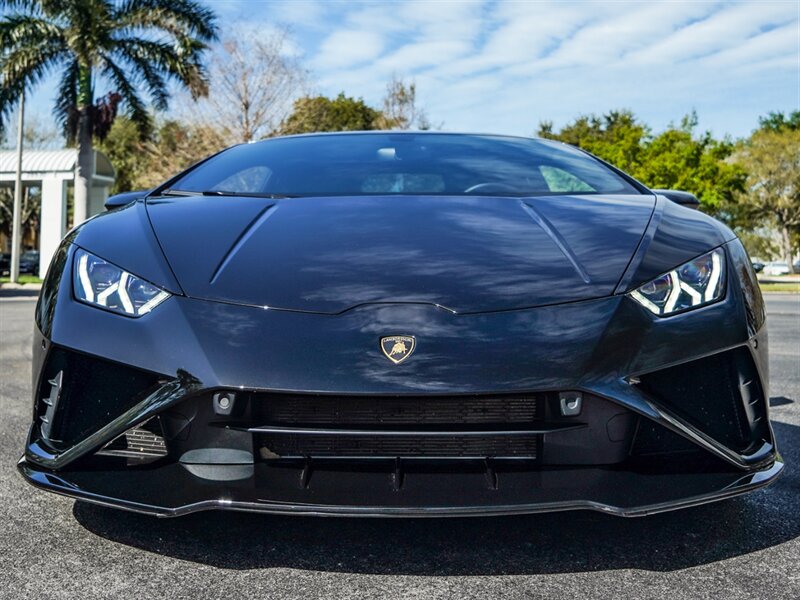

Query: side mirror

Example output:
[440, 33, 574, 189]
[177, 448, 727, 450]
[104, 190, 150, 210]
[652, 189, 700, 209]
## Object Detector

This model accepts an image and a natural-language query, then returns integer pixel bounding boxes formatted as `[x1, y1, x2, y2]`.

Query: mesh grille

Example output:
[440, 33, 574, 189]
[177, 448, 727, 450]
[260, 432, 539, 458]
[257, 394, 538, 426]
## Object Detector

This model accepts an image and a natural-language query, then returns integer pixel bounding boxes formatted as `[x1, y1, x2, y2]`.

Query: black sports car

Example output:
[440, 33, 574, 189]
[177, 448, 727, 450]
[19, 132, 780, 517]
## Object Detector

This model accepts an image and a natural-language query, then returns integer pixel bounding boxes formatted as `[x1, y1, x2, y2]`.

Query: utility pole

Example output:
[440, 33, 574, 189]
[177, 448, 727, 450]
[10, 90, 24, 283]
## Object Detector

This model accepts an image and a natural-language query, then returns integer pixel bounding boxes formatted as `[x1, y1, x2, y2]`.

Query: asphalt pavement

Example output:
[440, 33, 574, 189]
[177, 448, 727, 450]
[0, 294, 798, 599]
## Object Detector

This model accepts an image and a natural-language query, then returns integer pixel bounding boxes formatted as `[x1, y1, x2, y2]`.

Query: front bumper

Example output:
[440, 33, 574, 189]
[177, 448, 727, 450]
[19, 453, 783, 518]
[19, 240, 781, 517]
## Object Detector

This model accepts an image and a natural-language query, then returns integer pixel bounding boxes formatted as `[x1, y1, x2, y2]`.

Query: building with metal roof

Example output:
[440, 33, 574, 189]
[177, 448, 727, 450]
[0, 149, 115, 278]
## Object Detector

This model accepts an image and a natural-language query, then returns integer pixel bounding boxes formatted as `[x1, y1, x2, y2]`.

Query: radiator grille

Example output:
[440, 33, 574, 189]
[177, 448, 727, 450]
[259, 432, 539, 458]
[257, 394, 538, 426]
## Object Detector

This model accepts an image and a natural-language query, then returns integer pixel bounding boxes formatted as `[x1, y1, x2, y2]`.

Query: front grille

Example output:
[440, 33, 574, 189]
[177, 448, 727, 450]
[251, 393, 542, 459]
[257, 394, 538, 426]
[259, 432, 539, 458]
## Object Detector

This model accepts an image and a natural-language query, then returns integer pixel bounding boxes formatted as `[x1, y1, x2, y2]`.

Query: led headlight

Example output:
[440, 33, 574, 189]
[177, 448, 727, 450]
[629, 249, 724, 316]
[73, 248, 171, 317]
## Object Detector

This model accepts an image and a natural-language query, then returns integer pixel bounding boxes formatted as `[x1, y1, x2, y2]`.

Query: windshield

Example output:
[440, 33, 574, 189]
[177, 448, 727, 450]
[166, 133, 642, 197]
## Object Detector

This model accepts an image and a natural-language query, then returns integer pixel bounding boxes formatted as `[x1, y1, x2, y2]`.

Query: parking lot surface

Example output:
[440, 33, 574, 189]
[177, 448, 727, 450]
[0, 294, 798, 599]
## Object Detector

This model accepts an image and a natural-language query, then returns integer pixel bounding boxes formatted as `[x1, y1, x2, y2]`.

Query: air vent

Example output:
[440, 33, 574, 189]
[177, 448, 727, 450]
[36, 347, 161, 447]
[97, 419, 167, 463]
[39, 371, 64, 443]
[639, 347, 768, 454]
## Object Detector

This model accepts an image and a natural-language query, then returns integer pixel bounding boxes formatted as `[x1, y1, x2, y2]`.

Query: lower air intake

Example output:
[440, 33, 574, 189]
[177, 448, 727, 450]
[97, 419, 167, 463]
[639, 346, 768, 454]
[259, 432, 539, 459]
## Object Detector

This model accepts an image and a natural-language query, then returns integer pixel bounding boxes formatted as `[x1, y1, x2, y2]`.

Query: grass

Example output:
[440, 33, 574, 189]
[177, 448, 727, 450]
[0, 274, 42, 284]
[760, 282, 800, 293]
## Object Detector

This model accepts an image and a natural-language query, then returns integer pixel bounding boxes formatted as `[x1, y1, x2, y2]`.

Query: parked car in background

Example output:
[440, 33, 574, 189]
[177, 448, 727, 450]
[763, 262, 791, 276]
[0, 250, 39, 277]
[19, 250, 39, 275]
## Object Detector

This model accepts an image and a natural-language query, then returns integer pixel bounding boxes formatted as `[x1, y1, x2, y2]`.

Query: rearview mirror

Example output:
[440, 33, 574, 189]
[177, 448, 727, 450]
[652, 189, 700, 209]
[104, 190, 150, 210]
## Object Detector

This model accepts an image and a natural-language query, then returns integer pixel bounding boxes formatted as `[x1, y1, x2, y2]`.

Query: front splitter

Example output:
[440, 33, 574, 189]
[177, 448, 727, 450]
[18, 456, 784, 519]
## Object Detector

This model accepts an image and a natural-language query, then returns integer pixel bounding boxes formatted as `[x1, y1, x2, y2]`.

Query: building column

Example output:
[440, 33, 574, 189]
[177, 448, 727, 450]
[38, 176, 68, 279]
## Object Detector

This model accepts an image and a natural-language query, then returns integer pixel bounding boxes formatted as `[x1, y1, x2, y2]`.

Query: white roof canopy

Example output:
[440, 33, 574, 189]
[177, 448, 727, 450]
[0, 149, 115, 181]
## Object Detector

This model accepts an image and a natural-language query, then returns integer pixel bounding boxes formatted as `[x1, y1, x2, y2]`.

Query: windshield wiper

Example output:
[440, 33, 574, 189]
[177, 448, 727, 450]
[160, 189, 300, 199]
[199, 190, 300, 199]
[159, 189, 200, 197]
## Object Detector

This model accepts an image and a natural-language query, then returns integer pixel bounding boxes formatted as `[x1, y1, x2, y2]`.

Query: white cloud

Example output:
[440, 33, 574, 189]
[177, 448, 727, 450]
[19, 0, 800, 141]
[628, 1, 797, 65]
[300, 0, 799, 137]
[314, 30, 386, 70]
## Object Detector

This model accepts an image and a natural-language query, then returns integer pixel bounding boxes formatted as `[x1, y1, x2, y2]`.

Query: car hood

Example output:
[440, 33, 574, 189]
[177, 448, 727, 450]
[145, 194, 656, 314]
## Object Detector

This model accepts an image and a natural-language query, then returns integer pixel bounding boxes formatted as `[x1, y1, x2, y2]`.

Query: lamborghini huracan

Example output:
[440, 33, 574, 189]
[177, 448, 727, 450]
[19, 132, 781, 517]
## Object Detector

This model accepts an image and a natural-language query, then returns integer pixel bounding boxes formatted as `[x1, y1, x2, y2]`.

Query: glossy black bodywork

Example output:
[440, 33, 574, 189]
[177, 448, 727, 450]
[652, 189, 701, 209]
[103, 189, 150, 210]
[145, 193, 655, 313]
[19, 133, 780, 517]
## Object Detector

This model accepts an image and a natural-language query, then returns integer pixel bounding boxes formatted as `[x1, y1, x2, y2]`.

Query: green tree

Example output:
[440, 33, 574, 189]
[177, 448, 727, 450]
[279, 93, 380, 135]
[638, 113, 746, 210]
[539, 110, 745, 212]
[538, 110, 649, 175]
[99, 116, 226, 192]
[141, 119, 226, 187]
[758, 111, 800, 132]
[734, 127, 800, 272]
[0, 0, 218, 222]
[95, 116, 143, 193]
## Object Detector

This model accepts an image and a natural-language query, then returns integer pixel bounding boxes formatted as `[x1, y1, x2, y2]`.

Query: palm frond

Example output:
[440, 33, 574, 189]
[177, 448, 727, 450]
[107, 38, 181, 110]
[0, 44, 66, 136]
[55, 59, 79, 143]
[2, 1, 75, 21]
[0, 1, 40, 10]
[113, 0, 218, 43]
[100, 54, 151, 138]
[0, 14, 66, 47]
[2, 0, 217, 140]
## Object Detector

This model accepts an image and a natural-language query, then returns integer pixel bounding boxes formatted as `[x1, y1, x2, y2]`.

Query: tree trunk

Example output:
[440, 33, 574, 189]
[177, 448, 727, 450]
[781, 225, 796, 274]
[74, 64, 93, 226]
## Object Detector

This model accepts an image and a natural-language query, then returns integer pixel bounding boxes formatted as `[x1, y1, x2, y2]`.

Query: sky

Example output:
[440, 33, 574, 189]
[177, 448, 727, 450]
[23, 0, 800, 140]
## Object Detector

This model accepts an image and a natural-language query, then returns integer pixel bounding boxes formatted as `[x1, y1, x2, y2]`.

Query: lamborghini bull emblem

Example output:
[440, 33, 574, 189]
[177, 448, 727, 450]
[380, 335, 416, 364]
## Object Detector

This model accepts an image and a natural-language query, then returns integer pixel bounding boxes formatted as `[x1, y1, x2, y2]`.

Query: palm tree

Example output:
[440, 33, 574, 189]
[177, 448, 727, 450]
[0, 0, 218, 223]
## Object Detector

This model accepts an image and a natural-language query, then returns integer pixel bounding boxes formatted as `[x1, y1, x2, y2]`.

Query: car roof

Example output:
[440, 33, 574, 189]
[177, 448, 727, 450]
[255, 130, 550, 144]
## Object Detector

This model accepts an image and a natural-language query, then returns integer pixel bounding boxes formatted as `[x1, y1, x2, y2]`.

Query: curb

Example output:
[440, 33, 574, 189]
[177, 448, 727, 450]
[0, 283, 41, 300]
[0, 283, 42, 290]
